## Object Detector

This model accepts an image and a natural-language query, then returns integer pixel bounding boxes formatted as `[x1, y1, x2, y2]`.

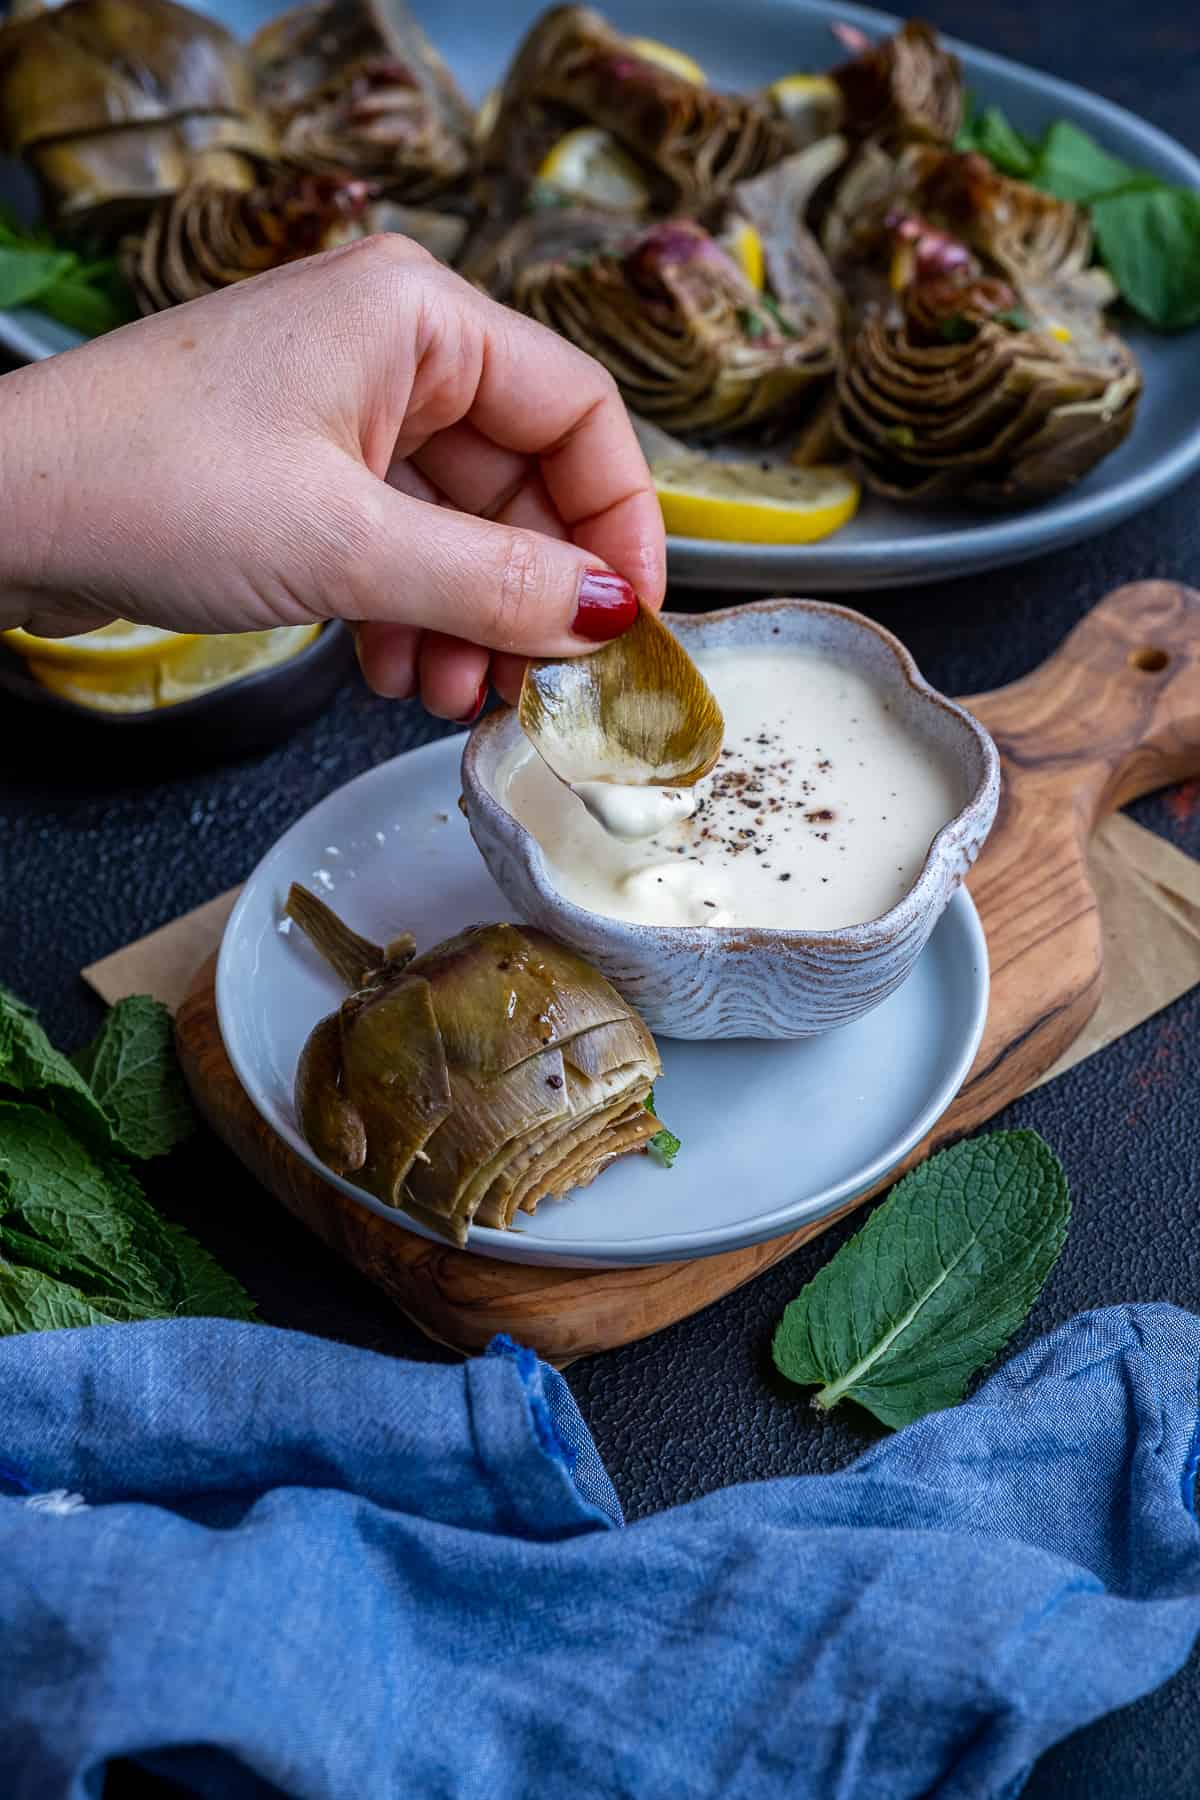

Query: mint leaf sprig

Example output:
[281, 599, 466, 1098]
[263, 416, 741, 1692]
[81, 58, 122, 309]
[0, 988, 254, 1334]
[0, 205, 136, 337]
[955, 105, 1200, 331]
[644, 1089, 681, 1169]
[773, 1130, 1069, 1429]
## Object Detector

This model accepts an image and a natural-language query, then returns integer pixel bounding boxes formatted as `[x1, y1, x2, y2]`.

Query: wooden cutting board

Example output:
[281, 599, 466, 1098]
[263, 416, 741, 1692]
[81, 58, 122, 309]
[175, 580, 1200, 1361]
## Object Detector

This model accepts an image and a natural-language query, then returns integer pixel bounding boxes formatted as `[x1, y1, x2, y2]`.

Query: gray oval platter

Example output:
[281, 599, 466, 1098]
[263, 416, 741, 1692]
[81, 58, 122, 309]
[3, 0, 1198, 589]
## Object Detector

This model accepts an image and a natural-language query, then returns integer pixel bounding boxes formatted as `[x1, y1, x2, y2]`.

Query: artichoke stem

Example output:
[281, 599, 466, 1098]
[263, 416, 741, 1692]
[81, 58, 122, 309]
[286, 882, 385, 990]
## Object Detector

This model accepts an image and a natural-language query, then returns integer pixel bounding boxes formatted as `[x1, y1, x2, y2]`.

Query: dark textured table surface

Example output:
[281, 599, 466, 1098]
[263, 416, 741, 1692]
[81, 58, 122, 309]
[4, 3, 1200, 1793]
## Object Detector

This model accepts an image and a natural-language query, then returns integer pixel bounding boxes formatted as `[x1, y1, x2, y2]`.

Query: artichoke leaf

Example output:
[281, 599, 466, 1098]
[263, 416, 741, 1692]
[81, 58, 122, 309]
[830, 20, 963, 149]
[250, 0, 472, 200]
[403, 1053, 570, 1234]
[408, 923, 631, 1077]
[561, 1014, 658, 1079]
[295, 1011, 367, 1175]
[337, 976, 453, 1208]
[520, 600, 724, 792]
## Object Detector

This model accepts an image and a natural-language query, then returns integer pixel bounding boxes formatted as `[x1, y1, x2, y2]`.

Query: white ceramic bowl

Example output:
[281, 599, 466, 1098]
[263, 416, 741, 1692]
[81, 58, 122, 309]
[461, 600, 1000, 1039]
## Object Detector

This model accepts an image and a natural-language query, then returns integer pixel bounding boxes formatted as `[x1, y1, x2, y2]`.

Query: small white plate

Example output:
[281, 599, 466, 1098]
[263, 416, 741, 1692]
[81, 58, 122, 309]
[217, 734, 989, 1268]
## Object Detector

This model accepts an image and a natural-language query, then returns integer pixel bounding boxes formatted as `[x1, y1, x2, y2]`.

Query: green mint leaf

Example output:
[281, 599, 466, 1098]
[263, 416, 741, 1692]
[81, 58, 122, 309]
[993, 304, 1031, 331]
[0, 1260, 162, 1333]
[36, 274, 134, 338]
[760, 294, 799, 338]
[73, 995, 195, 1161]
[0, 987, 115, 1155]
[643, 1090, 681, 1168]
[1091, 187, 1200, 331]
[937, 314, 975, 343]
[956, 103, 1037, 178]
[1032, 120, 1136, 203]
[0, 246, 77, 310]
[648, 1126, 681, 1168]
[159, 1219, 257, 1321]
[772, 1130, 1070, 1430]
[0, 1101, 254, 1325]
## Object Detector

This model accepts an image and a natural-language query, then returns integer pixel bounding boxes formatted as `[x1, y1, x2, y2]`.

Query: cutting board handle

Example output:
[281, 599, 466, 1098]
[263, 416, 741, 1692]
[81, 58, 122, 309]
[964, 580, 1200, 824]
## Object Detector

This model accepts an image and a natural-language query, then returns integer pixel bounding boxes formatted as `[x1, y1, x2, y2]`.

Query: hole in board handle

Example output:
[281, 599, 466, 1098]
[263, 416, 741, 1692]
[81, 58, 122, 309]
[1130, 647, 1170, 673]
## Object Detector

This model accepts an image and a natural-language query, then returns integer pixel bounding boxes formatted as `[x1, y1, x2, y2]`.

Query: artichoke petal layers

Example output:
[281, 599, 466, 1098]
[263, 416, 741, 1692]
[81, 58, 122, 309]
[249, 0, 473, 200]
[288, 889, 665, 1247]
[0, 0, 273, 229]
[508, 214, 837, 436]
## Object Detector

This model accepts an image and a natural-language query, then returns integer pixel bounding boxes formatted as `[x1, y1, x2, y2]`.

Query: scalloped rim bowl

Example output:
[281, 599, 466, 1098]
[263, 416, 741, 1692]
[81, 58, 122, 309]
[462, 600, 1000, 1038]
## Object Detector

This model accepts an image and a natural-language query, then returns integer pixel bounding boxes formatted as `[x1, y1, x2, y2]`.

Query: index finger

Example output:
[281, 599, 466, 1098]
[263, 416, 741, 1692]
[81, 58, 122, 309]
[464, 297, 667, 610]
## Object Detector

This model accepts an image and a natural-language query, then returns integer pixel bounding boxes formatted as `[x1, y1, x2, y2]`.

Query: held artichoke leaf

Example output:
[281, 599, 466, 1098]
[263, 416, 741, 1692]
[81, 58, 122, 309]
[249, 0, 473, 202]
[286, 887, 665, 1247]
[478, 5, 793, 213]
[829, 19, 963, 150]
[0, 0, 273, 231]
[125, 168, 373, 312]
[510, 214, 836, 436]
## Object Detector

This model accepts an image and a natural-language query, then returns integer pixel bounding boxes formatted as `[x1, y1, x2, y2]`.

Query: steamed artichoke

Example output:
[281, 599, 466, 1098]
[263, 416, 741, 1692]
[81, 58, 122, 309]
[125, 168, 373, 312]
[249, 0, 473, 202]
[476, 5, 793, 217]
[287, 885, 665, 1247]
[836, 218, 1141, 503]
[0, 0, 273, 232]
[485, 210, 836, 437]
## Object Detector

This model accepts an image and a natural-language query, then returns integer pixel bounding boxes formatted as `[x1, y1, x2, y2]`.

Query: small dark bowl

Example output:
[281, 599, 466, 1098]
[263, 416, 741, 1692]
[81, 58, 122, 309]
[0, 621, 356, 773]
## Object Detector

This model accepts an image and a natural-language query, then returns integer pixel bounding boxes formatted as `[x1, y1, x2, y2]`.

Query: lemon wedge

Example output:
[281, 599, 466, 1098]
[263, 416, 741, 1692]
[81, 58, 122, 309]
[536, 126, 650, 211]
[723, 220, 765, 291]
[11, 623, 322, 713]
[653, 458, 860, 544]
[2, 619, 198, 666]
[626, 36, 705, 84]
[767, 72, 843, 136]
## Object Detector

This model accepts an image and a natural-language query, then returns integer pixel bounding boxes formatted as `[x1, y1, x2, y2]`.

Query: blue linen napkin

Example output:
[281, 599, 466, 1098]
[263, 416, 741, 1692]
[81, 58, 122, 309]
[2, 1303, 1199, 1800]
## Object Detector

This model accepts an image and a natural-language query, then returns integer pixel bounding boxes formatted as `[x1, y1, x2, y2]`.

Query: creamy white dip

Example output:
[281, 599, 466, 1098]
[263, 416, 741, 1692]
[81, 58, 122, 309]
[502, 646, 963, 930]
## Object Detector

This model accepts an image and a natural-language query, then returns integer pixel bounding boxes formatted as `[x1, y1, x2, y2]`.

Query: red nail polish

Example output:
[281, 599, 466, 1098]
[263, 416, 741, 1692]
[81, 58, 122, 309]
[573, 570, 639, 641]
[457, 677, 488, 724]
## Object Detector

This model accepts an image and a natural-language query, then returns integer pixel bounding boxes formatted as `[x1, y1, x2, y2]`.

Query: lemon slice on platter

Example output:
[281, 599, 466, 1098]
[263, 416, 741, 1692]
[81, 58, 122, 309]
[6, 622, 321, 713]
[767, 73, 843, 137]
[626, 36, 706, 84]
[722, 220, 765, 291]
[653, 457, 860, 544]
[536, 126, 650, 211]
[474, 85, 501, 142]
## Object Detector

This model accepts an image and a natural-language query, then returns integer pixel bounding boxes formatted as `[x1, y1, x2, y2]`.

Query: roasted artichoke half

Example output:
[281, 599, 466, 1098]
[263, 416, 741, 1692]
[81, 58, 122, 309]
[287, 885, 665, 1247]
[249, 0, 473, 202]
[836, 199, 1141, 504]
[483, 209, 836, 438]
[829, 18, 963, 150]
[0, 0, 274, 233]
[476, 4, 793, 217]
[125, 168, 374, 312]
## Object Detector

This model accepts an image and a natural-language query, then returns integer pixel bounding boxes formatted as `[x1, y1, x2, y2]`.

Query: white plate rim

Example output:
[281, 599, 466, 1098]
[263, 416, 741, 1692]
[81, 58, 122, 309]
[215, 734, 991, 1269]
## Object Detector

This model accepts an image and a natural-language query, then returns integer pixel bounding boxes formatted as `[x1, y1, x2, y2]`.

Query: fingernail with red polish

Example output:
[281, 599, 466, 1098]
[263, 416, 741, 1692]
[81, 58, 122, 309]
[457, 677, 488, 724]
[573, 570, 639, 642]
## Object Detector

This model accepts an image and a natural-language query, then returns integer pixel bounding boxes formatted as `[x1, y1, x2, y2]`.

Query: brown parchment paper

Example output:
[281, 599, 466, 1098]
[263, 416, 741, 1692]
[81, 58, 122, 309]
[83, 813, 1200, 1091]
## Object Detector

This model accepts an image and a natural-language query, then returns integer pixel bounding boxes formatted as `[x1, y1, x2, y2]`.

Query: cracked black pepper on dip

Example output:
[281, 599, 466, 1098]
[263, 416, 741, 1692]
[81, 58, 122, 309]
[500, 647, 963, 929]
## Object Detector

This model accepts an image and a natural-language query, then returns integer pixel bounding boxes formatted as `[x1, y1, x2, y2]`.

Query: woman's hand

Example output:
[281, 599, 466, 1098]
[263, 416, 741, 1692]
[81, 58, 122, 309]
[0, 234, 666, 718]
